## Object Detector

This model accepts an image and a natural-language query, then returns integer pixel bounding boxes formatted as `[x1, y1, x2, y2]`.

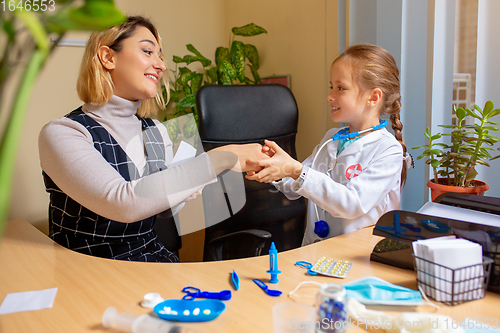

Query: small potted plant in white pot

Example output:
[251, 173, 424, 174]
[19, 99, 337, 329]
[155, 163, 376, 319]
[413, 100, 500, 201]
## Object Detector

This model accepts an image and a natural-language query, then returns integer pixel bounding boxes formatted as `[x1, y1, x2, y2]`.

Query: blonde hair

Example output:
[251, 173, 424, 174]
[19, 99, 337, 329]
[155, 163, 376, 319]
[76, 16, 169, 118]
[334, 43, 408, 186]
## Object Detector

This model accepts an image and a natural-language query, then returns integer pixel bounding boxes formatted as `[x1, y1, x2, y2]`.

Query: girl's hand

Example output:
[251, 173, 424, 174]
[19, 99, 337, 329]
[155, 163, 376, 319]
[245, 140, 303, 183]
[184, 189, 203, 202]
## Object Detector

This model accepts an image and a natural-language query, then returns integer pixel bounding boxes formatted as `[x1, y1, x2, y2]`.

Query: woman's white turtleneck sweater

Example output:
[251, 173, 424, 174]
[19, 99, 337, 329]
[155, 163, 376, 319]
[38, 95, 217, 223]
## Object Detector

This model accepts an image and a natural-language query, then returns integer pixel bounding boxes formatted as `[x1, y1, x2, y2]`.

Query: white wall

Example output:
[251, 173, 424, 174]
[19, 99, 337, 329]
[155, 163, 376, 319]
[400, 0, 432, 211]
[348, 0, 430, 212]
[475, 0, 500, 198]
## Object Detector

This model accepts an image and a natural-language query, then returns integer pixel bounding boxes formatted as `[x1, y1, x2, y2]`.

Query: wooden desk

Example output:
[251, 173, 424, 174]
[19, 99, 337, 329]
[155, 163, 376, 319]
[1, 219, 499, 332]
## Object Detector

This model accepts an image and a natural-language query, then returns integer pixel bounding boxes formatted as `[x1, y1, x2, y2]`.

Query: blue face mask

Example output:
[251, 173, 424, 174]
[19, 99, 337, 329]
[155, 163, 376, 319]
[343, 276, 424, 306]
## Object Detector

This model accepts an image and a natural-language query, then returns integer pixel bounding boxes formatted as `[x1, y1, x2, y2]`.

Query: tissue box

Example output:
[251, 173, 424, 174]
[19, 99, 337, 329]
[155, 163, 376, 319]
[413, 255, 493, 306]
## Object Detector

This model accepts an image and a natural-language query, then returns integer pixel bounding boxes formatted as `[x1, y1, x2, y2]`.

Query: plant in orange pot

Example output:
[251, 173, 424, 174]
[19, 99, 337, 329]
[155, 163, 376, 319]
[413, 101, 500, 201]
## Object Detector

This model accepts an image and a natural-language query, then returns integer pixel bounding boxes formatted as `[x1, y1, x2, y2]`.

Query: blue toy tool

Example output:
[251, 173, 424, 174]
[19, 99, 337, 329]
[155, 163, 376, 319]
[154, 299, 226, 322]
[420, 219, 450, 233]
[252, 279, 282, 297]
[295, 260, 318, 275]
[314, 220, 329, 238]
[231, 270, 240, 290]
[181, 287, 231, 301]
[375, 211, 426, 240]
[266, 242, 281, 283]
[332, 119, 388, 141]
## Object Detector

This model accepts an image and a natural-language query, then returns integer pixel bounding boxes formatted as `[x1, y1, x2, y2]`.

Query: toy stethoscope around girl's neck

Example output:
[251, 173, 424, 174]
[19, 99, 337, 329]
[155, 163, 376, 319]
[332, 119, 389, 141]
[311, 119, 389, 239]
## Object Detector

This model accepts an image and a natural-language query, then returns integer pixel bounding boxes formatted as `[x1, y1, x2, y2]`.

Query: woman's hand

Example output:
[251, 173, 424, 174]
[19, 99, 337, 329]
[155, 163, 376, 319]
[245, 140, 303, 183]
[184, 189, 203, 202]
[207, 143, 272, 174]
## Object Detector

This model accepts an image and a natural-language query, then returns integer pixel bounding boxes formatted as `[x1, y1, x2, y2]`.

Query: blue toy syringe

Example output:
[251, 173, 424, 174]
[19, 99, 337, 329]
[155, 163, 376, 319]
[266, 242, 281, 283]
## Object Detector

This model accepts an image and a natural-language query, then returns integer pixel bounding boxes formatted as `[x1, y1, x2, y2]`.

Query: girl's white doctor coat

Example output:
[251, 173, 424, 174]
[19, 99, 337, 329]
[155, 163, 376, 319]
[274, 127, 403, 246]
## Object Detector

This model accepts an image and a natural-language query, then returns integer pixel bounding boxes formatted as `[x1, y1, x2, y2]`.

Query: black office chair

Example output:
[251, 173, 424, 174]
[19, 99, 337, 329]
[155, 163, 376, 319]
[196, 84, 307, 261]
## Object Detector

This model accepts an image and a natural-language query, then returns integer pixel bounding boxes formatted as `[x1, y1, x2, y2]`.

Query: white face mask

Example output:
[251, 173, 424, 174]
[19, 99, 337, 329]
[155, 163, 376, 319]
[289, 277, 426, 306]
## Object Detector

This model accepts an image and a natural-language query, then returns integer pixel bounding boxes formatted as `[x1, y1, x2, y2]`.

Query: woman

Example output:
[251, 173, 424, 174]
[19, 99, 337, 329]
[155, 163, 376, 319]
[38, 16, 268, 262]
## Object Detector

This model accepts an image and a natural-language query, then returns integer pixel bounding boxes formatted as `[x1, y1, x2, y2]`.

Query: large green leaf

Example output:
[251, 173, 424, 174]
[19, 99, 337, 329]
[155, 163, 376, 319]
[14, 11, 49, 56]
[66, 0, 126, 31]
[176, 94, 196, 110]
[174, 54, 207, 66]
[0, 50, 45, 234]
[186, 44, 211, 67]
[232, 23, 267, 36]
[215, 47, 230, 66]
[217, 58, 236, 83]
[190, 73, 203, 94]
[179, 71, 197, 92]
[205, 67, 218, 84]
[454, 106, 466, 121]
[487, 108, 500, 119]
[244, 43, 259, 69]
[482, 100, 494, 116]
[248, 64, 261, 84]
[230, 41, 245, 82]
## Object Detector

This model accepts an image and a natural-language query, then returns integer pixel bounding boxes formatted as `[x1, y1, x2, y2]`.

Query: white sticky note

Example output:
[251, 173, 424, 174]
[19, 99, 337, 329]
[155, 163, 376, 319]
[0, 288, 58, 315]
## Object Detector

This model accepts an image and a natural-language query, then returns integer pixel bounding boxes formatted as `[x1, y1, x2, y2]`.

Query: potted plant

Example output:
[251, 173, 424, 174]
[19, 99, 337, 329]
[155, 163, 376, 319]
[162, 23, 267, 146]
[0, 0, 126, 237]
[413, 100, 500, 201]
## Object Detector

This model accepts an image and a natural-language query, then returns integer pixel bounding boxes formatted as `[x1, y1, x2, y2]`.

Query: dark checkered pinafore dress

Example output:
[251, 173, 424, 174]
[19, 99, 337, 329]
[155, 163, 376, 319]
[42, 107, 179, 262]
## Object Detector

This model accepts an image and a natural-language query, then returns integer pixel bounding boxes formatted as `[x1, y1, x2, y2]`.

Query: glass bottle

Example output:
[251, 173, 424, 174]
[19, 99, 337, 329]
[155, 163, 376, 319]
[315, 283, 347, 333]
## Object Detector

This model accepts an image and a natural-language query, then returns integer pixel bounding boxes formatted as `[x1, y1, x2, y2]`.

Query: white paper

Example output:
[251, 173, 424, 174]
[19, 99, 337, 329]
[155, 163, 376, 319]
[413, 238, 483, 302]
[0, 288, 58, 315]
[417, 201, 500, 227]
[412, 236, 456, 300]
[170, 141, 197, 167]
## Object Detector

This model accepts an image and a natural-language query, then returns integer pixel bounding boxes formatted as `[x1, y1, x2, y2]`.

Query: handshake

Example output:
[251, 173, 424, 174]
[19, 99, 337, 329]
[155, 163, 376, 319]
[213, 140, 303, 183]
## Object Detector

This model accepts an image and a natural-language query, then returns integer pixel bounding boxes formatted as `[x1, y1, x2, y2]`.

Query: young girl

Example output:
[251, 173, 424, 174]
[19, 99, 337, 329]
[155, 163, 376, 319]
[246, 43, 412, 245]
[38, 16, 268, 262]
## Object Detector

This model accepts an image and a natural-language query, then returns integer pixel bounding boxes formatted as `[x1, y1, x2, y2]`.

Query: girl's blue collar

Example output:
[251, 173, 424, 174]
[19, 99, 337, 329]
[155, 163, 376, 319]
[332, 119, 388, 141]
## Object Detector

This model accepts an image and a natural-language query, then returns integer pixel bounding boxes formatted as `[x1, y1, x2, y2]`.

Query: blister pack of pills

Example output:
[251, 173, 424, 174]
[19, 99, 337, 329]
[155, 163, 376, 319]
[310, 256, 353, 278]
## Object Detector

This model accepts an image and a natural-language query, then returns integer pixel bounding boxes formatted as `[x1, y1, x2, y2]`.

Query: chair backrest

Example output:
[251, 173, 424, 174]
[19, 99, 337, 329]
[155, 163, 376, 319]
[196, 84, 307, 260]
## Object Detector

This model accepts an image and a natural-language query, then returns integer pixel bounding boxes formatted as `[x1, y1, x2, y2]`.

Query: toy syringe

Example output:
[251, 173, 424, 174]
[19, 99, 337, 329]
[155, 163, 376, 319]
[266, 242, 281, 283]
[102, 307, 203, 333]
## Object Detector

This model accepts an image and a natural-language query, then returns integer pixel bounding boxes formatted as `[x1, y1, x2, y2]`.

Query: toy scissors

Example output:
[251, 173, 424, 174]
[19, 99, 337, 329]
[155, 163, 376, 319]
[295, 261, 318, 275]
[181, 287, 232, 301]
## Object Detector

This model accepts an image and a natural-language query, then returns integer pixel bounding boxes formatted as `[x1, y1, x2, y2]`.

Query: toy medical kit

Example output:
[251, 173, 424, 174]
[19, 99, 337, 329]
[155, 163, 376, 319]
[332, 119, 388, 141]
[266, 242, 281, 283]
[252, 279, 282, 297]
[181, 287, 231, 301]
[102, 306, 202, 332]
[296, 257, 352, 278]
[154, 299, 226, 323]
[231, 269, 240, 290]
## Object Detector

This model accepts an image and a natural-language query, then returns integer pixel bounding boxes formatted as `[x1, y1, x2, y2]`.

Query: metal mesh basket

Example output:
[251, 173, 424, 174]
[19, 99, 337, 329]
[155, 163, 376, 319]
[413, 255, 493, 306]
[484, 247, 500, 294]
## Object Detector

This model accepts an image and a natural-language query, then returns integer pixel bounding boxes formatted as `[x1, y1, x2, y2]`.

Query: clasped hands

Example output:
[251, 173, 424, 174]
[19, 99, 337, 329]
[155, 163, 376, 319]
[245, 140, 303, 183]
[209, 140, 302, 183]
